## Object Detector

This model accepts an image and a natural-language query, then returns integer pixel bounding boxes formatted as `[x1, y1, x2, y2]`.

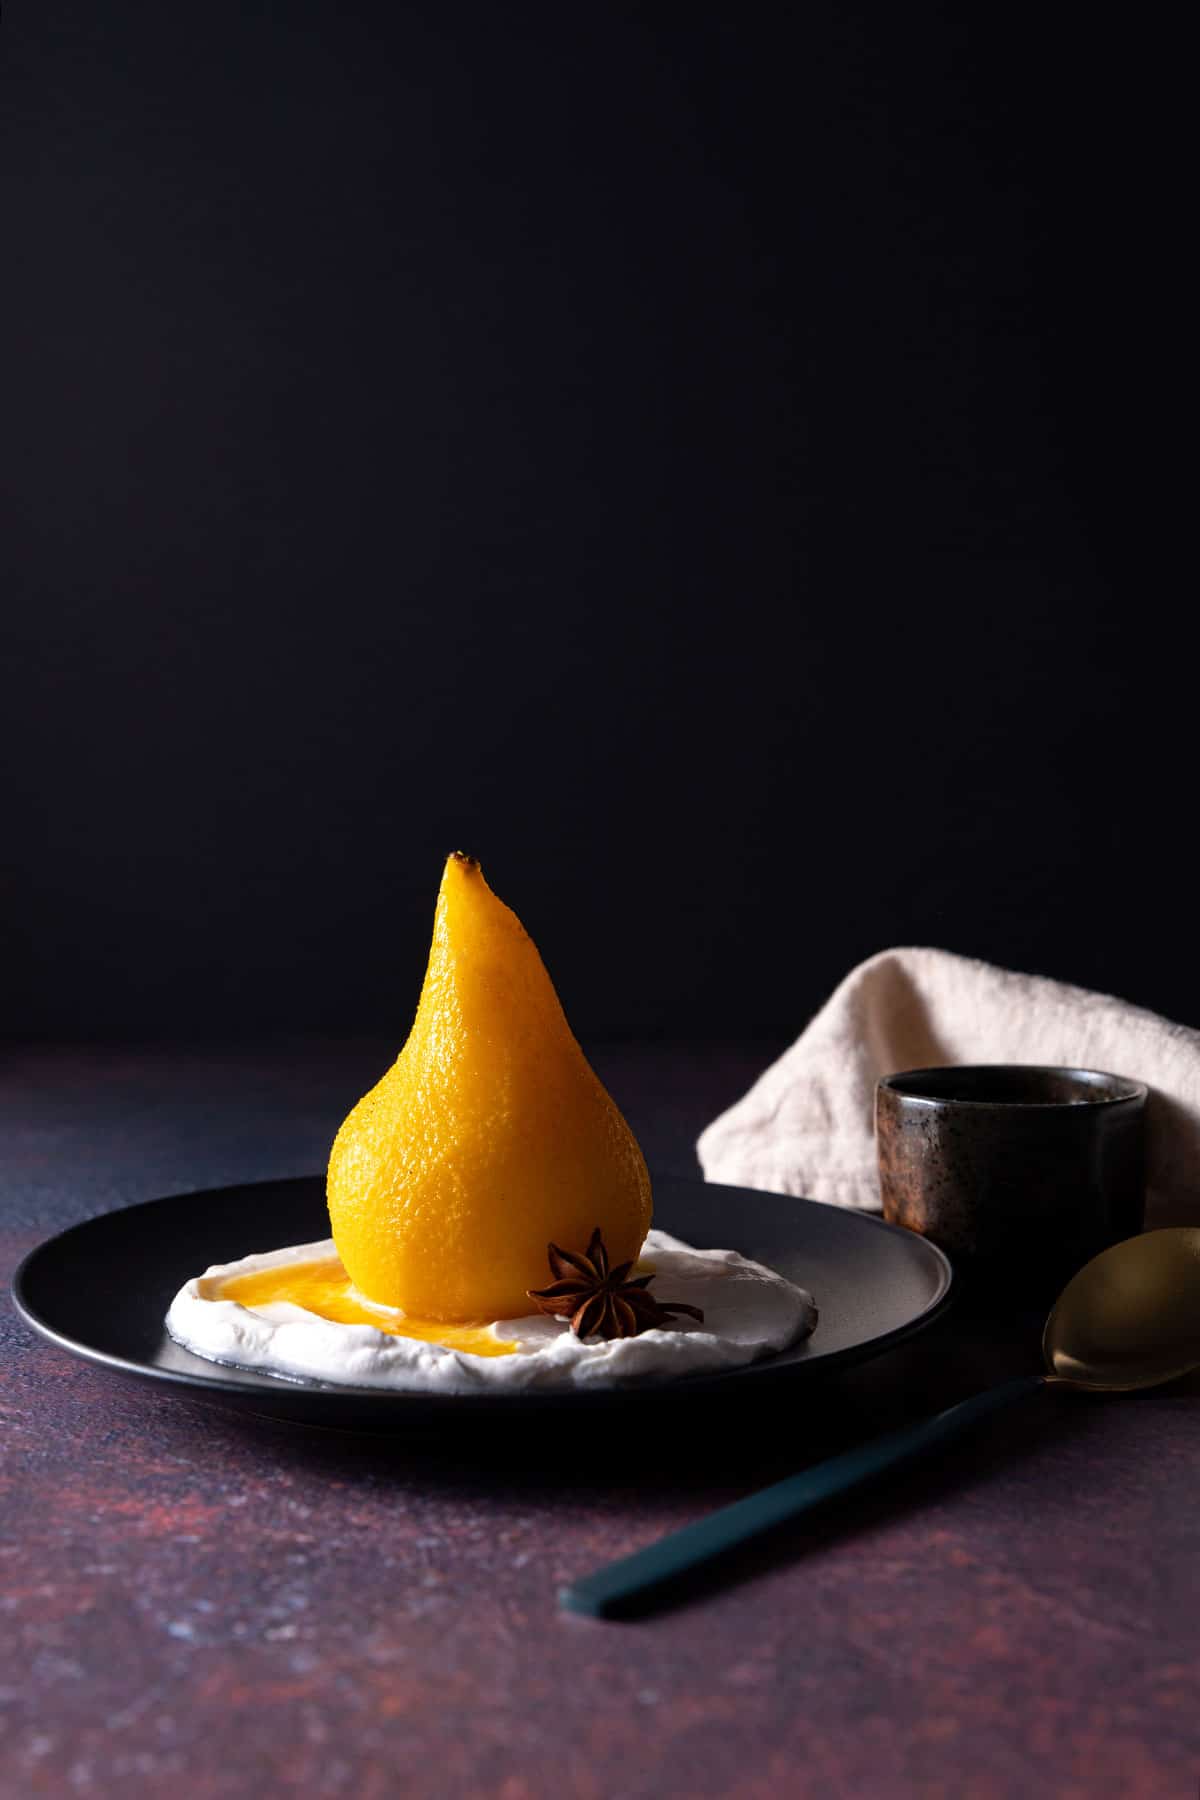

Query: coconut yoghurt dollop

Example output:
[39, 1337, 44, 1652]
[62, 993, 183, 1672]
[165, 1229, 817, 1394]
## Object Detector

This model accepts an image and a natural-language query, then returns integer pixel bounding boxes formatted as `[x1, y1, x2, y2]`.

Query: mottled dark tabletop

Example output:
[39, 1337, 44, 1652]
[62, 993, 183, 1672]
[3, 1042, 1198, 1799]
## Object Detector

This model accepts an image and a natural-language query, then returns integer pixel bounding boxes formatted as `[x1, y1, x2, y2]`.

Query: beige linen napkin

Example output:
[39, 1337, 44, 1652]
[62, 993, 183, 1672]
[697, 947, 1200, 1224]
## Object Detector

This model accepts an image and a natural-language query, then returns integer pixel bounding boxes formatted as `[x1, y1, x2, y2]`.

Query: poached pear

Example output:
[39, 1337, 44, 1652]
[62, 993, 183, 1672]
[327, 853, 653, 1321]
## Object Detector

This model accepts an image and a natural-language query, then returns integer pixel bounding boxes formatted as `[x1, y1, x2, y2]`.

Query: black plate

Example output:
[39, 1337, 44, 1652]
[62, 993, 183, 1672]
[12, 1174, 952, 1427]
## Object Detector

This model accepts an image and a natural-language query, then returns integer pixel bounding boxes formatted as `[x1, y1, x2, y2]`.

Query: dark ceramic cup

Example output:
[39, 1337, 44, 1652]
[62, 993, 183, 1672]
[875, 1065, 1146, 1297]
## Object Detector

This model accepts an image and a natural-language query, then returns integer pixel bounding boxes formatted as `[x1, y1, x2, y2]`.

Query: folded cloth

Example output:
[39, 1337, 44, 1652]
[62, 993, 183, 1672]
[697, 947, 1200, 1223]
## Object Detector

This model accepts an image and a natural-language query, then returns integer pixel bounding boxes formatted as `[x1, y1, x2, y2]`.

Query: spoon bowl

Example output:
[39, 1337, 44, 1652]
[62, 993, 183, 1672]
[1043, 1226, 1200, 1391]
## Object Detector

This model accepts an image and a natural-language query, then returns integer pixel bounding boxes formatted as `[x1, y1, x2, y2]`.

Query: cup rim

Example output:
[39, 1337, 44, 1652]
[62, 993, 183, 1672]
[877, 1064, 1147, 1109]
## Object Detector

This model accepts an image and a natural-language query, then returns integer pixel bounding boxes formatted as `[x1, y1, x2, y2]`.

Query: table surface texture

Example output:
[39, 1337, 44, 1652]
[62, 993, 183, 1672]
[2, 1040, 1198, 1800]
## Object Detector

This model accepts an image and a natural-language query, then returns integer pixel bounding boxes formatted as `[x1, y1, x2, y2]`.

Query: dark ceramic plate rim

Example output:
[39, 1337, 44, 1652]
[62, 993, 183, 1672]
[12, 1175, 953, 1416]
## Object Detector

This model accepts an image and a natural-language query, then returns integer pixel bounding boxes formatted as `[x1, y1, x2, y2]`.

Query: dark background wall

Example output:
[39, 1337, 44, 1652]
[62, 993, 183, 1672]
[2, 3, 1190, 1044]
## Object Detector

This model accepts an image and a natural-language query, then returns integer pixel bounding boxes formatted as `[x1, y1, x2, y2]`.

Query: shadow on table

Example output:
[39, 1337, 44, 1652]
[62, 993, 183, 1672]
[174, 1314, 1128, 1618]
[120, 1287, 1200, 1618]
[178, 1298, 1071, 1492]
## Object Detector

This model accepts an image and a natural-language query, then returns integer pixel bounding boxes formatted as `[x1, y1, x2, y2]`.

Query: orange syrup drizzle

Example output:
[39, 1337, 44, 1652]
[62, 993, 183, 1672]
[216, 1256, 519, 1358]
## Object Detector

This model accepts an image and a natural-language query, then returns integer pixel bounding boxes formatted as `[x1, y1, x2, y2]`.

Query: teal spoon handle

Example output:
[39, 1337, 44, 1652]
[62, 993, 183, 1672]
[560, 1373, 1046, 1618]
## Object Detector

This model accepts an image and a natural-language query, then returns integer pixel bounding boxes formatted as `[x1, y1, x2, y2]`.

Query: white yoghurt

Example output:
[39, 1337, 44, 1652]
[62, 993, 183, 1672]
[165, 1230, 818, 1394]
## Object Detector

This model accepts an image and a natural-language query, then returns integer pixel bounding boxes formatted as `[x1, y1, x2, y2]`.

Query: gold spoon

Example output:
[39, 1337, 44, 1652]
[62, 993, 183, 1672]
[562, 1228, 1200, 1618]
[1043, 1225, 1200, 1389]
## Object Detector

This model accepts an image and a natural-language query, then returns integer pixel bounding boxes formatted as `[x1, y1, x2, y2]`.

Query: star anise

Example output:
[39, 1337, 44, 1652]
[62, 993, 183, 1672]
[527, 1227, 705, 1341]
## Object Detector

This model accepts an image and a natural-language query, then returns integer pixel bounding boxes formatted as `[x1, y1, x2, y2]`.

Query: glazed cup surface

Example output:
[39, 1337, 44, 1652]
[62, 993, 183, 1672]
[875, 1065, 1146, 1296]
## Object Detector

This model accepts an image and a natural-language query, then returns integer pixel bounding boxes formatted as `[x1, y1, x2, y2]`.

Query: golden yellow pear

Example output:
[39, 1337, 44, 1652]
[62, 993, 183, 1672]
[327, 853, 653, 1321]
